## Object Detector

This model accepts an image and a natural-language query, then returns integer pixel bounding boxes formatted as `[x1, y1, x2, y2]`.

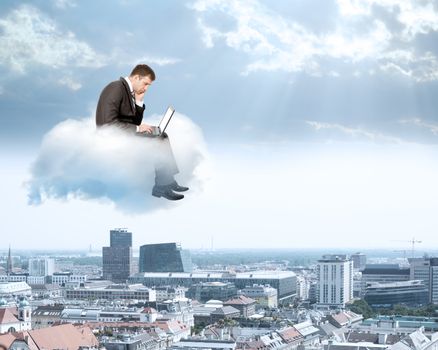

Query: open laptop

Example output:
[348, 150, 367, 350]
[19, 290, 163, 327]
[149, 106, 175, 136]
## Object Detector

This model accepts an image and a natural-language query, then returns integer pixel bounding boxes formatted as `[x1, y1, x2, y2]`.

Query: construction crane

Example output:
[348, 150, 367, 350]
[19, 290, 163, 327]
[392, 238, 422, 258]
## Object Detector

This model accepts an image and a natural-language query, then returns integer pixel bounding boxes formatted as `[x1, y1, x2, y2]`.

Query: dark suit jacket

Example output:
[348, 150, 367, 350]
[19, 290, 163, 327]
[95, 77, 145, 133]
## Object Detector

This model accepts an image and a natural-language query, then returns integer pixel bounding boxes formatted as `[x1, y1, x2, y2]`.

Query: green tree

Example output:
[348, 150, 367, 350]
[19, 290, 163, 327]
[347, 299, 375, 319]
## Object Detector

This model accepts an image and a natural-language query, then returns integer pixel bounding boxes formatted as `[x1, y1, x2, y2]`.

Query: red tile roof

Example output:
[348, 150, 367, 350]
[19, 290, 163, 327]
[0, 308, 19, 324]
[0, 333, 17, 349]
[278, 327, 303, 343]
[25, 324, 98, 349]
[224, 295, 256, 305]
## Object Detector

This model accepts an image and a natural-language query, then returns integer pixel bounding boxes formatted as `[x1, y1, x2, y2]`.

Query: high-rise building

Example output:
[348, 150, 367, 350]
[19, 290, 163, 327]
[139, 243, 193, 273]
[102, 228, 135, 283]
[110, 229, 132, 247]
[409, 257, 438, 304]
[28, 258, 55, 277]
[316, 254, 353, 310]
[351, 252, 367, 271]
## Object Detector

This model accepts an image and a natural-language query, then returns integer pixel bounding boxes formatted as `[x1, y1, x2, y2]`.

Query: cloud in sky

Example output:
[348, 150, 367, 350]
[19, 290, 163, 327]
[191, 0, 438, 81]
[27, 114, 208, 214]
[306, 120, 402, 143]
[0, 5, 104, 74]
[400, 118, 438, 136]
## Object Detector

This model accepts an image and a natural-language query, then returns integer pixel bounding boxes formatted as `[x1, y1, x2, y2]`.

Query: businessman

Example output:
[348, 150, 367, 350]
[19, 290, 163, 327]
[96, 64, 188, 200]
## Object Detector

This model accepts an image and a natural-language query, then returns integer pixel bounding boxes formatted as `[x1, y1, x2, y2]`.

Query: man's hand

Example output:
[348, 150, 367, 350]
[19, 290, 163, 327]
[134, 91, 145, 104]
[138, 123, 153, 134]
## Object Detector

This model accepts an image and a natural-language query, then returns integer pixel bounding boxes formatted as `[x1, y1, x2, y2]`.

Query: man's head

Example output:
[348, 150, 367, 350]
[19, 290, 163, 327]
[129, 64, 156, 94]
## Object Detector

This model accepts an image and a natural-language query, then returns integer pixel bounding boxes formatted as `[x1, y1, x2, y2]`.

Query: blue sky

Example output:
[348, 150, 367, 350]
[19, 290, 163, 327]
[1, 0, 438, 251]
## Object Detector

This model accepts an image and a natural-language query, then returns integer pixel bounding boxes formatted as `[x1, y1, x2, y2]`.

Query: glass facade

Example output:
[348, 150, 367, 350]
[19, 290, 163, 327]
[139, 243, 193, 273]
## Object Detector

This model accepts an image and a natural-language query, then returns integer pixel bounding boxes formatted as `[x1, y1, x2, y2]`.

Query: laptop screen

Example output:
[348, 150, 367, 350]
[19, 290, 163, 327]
[158, 106, 175, 132]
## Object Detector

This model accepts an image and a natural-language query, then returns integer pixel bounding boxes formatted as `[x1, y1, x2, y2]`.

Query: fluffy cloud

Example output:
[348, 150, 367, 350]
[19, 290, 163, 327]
[0, 5, 104, 73]
[191, 0, 438, 81]
[27, 114, 208, 214]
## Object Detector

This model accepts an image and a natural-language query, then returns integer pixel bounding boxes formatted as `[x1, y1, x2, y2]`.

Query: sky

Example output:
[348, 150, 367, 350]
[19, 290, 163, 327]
[1, 0, 438, 253]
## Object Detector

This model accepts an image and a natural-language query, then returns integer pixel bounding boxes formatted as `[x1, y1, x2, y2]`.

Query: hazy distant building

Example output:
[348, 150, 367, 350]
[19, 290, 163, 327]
[316, 254, 353, 309]
[187, 282, 237, 302]
[28, 258, 54, 277]
[65, 283, 156, 301]
[240, 284, 278, 308]
[361, 264, 410, 297]
[102, 228, 135, 283]
[139, 243, 193, 273]
[6, 246, 12, 275]
[129, 270, 296, 305]
[364, 280, 428, 309]
[351, 252, 367, 271]
[409, 257, 438, 304]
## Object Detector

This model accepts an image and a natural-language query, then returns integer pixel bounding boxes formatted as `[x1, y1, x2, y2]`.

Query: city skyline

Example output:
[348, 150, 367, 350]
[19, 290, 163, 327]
[1, 0, 438, 249]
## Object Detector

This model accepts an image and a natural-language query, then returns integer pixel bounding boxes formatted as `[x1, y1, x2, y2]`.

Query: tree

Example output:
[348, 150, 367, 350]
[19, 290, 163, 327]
[347, 299, 375, 319]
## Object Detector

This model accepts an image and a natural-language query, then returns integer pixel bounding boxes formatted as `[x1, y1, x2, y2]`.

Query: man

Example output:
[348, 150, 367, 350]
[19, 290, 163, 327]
[96, 64, 188, 200]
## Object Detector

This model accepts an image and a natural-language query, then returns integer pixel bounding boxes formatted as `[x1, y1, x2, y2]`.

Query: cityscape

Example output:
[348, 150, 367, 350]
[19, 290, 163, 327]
[2, 0, 438, 350]
[1, 229, 438, 349]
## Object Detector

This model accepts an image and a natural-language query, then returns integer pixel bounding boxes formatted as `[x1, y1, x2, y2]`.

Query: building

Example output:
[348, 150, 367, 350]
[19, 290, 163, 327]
[316, 254, 353, 310]
[187, 282, 238, 302]
[31, 305, 65, 329]
[0, 323, 98, 349]
[0, 298, 32, 334]
[129, 270, 296, 305]
[361, 264, 410, 298]
[102, 228, 135, 283]
[154, 286, 186, 301]
[0, 282, 31, 297]
[364, 280, 428, 308]
[409, 257, 438, 304]
[351, 252, 367, 271]
[65, 283, 156, 301]
[139, 243, 193, 273]
[240, 284, 278, 308]
[28, 258, 55, 277]
[110, 228, 132, 247]
[51, 272, 87, 286]
[223, 295, 256, 318]
[6, 246, 12, 275]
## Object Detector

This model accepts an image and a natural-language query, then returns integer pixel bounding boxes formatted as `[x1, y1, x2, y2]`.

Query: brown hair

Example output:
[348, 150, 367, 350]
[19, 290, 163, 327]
[130, 64, 156, 80]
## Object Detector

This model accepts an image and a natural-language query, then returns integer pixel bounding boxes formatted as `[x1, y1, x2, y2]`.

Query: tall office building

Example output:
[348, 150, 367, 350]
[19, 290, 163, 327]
[139, 243, 193, 273]
[110, 229, 132, 247]
[409, 257, 438, 304]
[28, 258, 55, 276]
[316, 254, 353, 310]
[102, 228, 135, 283]
[351, 252, 367, 271]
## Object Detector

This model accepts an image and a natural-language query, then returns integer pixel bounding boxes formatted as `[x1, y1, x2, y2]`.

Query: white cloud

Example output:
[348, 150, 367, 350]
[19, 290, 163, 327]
[53, 0, 77, 9]
[57, 76, 82, 91]
[307, 121, 402, 143]
[0, 5, 104, 74]
[132, 56, 181, 67]
[400, 118, 438, 135]
[191, 0, 438, 81]
[27, 114, 208, 214]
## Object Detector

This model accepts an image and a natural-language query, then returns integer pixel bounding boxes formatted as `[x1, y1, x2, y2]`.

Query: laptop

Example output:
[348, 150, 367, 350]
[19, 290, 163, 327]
[149, 106, 175, 136]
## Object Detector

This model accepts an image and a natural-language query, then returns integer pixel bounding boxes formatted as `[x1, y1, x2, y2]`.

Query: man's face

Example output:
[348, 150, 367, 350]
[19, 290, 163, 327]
[132, 75, 153, 94]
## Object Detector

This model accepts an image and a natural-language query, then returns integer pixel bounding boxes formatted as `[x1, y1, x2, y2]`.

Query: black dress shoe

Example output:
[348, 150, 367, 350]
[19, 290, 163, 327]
[152, 185, 184, 201]
[170, 181, 189, 192]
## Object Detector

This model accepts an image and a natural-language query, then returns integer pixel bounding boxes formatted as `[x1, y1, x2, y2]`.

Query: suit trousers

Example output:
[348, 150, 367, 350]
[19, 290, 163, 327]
[136, 132, 179, 186]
